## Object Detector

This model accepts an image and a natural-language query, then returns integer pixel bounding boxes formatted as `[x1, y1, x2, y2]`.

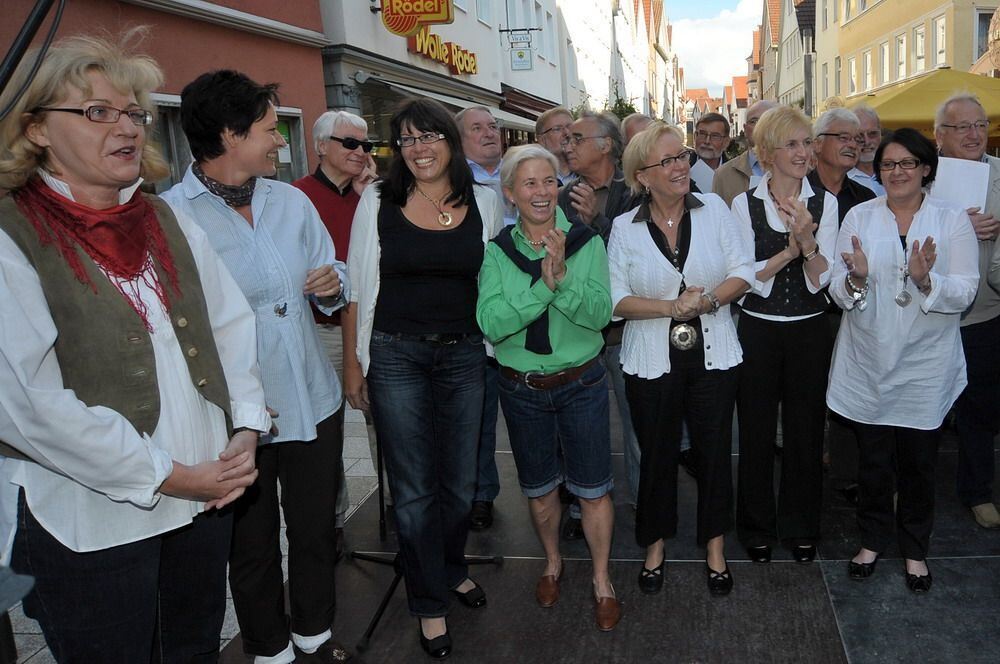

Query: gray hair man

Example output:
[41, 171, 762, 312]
[808, 108, 876, 224]
[712, 100, 776, 206]
[934, 92, 1000, 529]
[847, 105, 885, 195]
[621, 112, 653, 144]
[535, 106, 574, 183]
[457, 105, 515, 226]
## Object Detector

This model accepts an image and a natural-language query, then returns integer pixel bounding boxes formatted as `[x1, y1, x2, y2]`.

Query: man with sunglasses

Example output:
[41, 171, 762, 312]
[689, 112, 731, 193]
[934, 92, 1000, 529]
[294, 110, 378, 559]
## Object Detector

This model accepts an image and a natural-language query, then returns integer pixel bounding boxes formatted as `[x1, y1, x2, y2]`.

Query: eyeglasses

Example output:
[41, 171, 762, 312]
[817, 132, 863, 145]
[695, 130, 727, 142]
[397, 132, 447, 147]
[538, 123, 570, 137]
[560, 134, 605, 147]
[35, 105, 153, 126]
[775, 138, 814, 151]
[329, 135, 374, 153]
[636, 149, 693, 171]
[939, 121, 989, 133]
[878, 158, 921, 171]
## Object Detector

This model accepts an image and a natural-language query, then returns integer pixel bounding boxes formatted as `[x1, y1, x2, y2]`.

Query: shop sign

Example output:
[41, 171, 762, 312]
[406, 27, 478, 76]
[510, 48, 532, 71]
[382, 0, 454, 37]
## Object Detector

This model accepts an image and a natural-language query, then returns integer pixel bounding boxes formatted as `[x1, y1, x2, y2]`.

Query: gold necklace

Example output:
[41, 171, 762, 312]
[416, 186, 454, 227]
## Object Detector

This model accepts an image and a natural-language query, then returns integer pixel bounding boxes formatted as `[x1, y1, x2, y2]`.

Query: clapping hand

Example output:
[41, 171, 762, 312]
[540, 228, 567, 291]
[568, 181, 598, 224]
[841, 236, 868, 279]
[909, 236, 936, 289]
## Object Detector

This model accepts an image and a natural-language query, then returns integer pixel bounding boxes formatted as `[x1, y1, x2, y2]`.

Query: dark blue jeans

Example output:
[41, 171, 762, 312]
[474, 360, 501, 502]
[11, 492, 230, 663]
[367, 330, 486, 617]
[498, 359, 613, 500]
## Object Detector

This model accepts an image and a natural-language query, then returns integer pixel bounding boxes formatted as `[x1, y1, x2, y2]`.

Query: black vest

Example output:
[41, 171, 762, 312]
[741, 187, 828, 317]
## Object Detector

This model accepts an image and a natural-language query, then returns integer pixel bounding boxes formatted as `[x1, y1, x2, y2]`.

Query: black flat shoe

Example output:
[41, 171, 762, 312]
[848, 556, 878, 579]
[419, 627, 452, 660]
[450, 579, 486, 608]
[561, 515, 584, 541]
[747, 545, 772, 563]
[637, 558, 665, 594]
[905, 571, 932, 593]
[706, 563, 733, 596]
[469, 500, 493, 530]
[793, 545, 816, 564]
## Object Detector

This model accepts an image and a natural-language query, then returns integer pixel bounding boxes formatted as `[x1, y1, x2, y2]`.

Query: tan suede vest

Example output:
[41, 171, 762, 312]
[0, 193, 232, 461]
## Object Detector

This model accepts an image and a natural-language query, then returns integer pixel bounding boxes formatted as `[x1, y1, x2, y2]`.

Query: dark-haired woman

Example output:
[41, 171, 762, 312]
[343, 98, 503, 659]
[829, 129, 978, 593]
[163, 71, 350, 662]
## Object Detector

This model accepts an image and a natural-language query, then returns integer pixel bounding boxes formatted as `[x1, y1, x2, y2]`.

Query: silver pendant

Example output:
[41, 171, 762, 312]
[669, 323, 698, 350]
[895, 290, 912, 307]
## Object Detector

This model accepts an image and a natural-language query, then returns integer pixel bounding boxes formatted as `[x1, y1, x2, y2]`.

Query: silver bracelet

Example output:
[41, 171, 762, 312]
[701, 291, 721, 315]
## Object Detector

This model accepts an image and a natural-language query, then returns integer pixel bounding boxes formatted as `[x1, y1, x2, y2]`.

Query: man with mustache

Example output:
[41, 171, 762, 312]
[808, 108, 876, 224]
[934, 92, 1000, 529]
[847, 105, 885, 196]
[689, 112, 731, 193]
[712, 100, 777, 206]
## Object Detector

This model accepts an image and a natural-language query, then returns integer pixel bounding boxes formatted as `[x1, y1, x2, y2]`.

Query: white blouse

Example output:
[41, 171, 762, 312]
[827, 195, 979, 430]
[730, 172, 839, 321]
[607, 192, 756, 379]
[0, 180, 269, 556]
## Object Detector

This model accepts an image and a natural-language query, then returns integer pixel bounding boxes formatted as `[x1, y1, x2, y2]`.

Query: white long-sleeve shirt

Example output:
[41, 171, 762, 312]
[608, 192, 756, 379]
[0, 179, 269, 557]
[826, 195, 979, 430]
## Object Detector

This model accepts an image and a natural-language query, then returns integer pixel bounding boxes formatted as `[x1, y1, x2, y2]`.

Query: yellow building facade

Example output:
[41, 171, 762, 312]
[835, 0, 997, 98]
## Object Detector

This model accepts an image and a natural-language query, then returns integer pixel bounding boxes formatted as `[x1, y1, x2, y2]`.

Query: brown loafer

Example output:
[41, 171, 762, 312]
[594, 595, 622, 631]
[535, 563, 563, 607]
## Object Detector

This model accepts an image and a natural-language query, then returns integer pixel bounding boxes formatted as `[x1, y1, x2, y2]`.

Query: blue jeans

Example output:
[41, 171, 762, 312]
[367, 330, 486, 617]
[475, 361, 501, 502]
[604, 344, 640, 505]
[498, 359, 613, 499]
[11, 491, 230, 663]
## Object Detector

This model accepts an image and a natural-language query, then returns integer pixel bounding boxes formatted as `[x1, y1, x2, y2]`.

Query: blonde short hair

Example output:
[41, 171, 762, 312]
[753, 106, 812, 170]
[0, 28, 168, 191]
[499, 144, 558, 190]
[622, 121, 685, 194]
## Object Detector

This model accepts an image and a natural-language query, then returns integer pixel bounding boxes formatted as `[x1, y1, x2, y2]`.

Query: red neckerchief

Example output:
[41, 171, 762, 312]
[13, 177, 180, 330]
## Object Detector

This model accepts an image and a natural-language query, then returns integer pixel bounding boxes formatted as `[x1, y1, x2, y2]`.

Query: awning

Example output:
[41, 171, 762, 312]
[380, 80, 536, 133]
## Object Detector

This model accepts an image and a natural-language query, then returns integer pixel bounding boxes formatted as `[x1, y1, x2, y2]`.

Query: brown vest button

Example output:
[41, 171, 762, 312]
[187, 347, 199, 358]
[177, 317, 189, 328]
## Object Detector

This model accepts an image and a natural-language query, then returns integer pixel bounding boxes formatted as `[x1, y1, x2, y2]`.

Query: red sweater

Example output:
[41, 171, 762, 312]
[293, 170, 361, 324]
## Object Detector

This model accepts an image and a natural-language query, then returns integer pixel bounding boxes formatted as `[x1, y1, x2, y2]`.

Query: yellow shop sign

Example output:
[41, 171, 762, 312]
[406, 27, 478, 76]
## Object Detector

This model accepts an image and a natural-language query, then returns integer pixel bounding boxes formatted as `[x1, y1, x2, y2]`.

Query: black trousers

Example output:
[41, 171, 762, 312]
[229, 412, 344, 656]
[955, 314, 1000, 507]
[736, 314, 832, 547]
[853, 421, 941, 560]
[626, 355, 737, 547]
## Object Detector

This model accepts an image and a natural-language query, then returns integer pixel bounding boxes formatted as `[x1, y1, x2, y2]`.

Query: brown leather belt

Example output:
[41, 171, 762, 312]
[499, 356, 600, 391]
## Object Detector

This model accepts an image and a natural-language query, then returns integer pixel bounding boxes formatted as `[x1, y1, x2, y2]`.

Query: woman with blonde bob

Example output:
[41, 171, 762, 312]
[730, 106, 839, 565]
[0, 32, 269, 660]
[608, 122, 754, 597]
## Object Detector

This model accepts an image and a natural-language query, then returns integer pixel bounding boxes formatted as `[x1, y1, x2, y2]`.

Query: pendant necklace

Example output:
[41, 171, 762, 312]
[416, 186, 454, 227]
[896, 243, 912, 307]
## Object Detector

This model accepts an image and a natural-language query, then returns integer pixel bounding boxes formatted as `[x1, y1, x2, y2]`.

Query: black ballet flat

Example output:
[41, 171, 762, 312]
[450, 579, 486, 608]
[792, 545, 816, 564]
[419, 627, 452, 660]
[905, 571, 933, 594]
[747, 545, 772, 563]
[637, 558, 665, 594]
[706, 563, 733, 596]
[848, 556, 878, 579]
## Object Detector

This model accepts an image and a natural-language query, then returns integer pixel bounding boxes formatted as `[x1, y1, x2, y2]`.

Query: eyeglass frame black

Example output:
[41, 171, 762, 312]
[816, 132, 863, 144]
[636, 149, 694, 171]
[877, 158, 922, 171]
[329, 135, 374, 153]
[396, 132, 447, 147]
[34, 105, 153, 126]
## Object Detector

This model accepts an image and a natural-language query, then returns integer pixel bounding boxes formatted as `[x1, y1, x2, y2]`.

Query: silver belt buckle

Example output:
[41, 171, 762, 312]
[522, 371, 546, 390]
[669, 323, 698, 351]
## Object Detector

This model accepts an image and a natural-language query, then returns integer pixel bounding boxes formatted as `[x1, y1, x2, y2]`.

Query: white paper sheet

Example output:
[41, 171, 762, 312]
[690, 158, 716, 193]
[929, 157, 989, 212]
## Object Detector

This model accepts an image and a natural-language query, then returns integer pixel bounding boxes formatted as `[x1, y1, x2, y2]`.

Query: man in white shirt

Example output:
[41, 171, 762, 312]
[689, 112, 731, 193]
[934, 92, 1000, 529]
[847, 105, 886, 196]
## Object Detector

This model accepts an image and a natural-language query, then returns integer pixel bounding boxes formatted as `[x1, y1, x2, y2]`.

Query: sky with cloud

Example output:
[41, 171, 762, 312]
[668, 0, 761, 96]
